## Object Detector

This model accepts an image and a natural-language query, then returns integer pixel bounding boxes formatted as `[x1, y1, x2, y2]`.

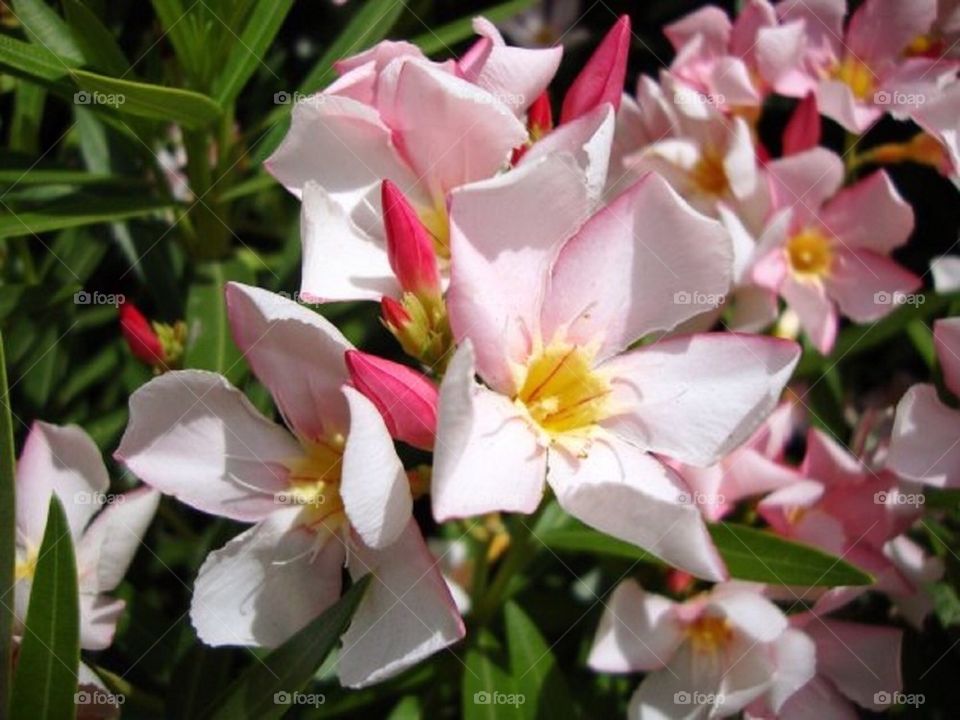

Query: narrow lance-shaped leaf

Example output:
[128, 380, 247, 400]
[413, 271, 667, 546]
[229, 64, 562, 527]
[505, 601, 575, 720]
[12, 0, 85, 64]
[0, 332, 16, 715]
[10, 496, 81, 720]
[206, 575, 371, 720]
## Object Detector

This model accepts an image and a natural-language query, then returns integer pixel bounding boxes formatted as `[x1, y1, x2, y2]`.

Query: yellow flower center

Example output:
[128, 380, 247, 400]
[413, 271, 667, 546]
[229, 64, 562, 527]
[515, 340, 612, 449]
[690, 146, 730, 198]
[832, 55, 877, 100]
[15, 546, 37, 582]
[282, 434, 347, 533]
[418, 201, 451, 261]
[687, 615, 733, 655]
[786, 228, 833, 279]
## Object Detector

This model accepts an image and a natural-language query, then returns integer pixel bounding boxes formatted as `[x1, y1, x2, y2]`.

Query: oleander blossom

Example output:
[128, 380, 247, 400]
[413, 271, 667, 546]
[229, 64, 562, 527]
[589, 581, 814, 718]
[432, 152, 800, 580]
[266, 18, 628, 305]
[115, 283, 463, 688]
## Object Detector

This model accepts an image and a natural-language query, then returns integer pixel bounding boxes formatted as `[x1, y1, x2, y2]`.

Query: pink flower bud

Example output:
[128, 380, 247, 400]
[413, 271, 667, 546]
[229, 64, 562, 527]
[119, 302, 165, 366]
[382, 180, 441, 297]
[782, 94, 821, 156]
[345, 350, 438, 450]
[381, 296, 412, 330]
[560, 15, 631, 124]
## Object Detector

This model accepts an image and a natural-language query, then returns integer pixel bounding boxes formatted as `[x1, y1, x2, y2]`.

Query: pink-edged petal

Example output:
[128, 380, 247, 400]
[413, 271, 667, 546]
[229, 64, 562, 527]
[519, 103, 615, 202]
[711, 58, 763, 107]
[708, 585, 788, 642]
[725, 117, 761, 200]
[718, 637, 782, 714]
[935, 317, 960, 396]
[379, 59, 526, 195]
[807, 619, 903, 711]
[757, 480, 827, 537]
[932, 256, 960, 294]
[588, 579, 683, 672]
[542, 173, 732, 359]
[777, 0, 846, 59]
[75, 487, 159, 593]
[764, 627, 818, 713]
[339, 519, 465, 688]
[461, 18, 562, 116]
[79, 594, 125, 651]
[888, 384, 960, 486]
[431, 343, 547, 520]
[820, 171, 914, 253]
[265, 94, 419, 198]
[772, 676, 858, 720]
[115, 370, 299, 523]
[300, 182, 399, 303]
[601, 333, 800, 466]
[345, 350, 437, 451]
[825, 249, 921, 322]
[190, 508, 345, 647]
[627, 644, 726, 720]
[724, 450, 806, 505]
[780, 277, 838, 354]
[547, 436, 727, 580]
[560, 15, 631, 123]
[729, 286, 781, 333]
[847, 0, 937, 64]
[665, 6, 732, 54]
[447, 153, 592, 393]
[803, 428, 865, 485]
[756, 21, 813, 96]
[340, 386, 411, 550]
[226, 282, 353, 441]
[16, 422, 109, 545]
[334, 40, 425, 76]
[816, 80, 883, 134]
[766, 148, 844, 219]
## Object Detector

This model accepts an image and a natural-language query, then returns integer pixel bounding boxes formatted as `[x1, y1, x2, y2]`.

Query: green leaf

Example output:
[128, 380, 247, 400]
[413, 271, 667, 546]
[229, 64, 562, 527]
[504, 602, 575, 720]
[387, 696, 423, 720]
[213, 0, 295, 106]
[9, 83, 46, 154]
[63, 0, 130, 76]
[412, 0, 535, 55]
[0, 332, 16, 714]
[463, 641, 519, 720]
[206, 576, 371, 720]
[0, 32, 76, 83]
[184, 260, 254, 384]
[20, 324, 62, 408]
[10, 496, 80, 720]
[70, 70, 222, 129]
[12, 0, 85, 64]
[929, 582, 960, 628]
[0, 196, 172, 238]
[540, 521, 873, 587]
[0, 168, 141, 188]
[149, 0, 202, 81]
[708, 523, 873, 587]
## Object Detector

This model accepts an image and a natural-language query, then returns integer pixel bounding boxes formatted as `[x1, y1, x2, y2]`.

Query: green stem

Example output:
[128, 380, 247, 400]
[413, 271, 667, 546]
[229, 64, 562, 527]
[473, 516, 538, 625]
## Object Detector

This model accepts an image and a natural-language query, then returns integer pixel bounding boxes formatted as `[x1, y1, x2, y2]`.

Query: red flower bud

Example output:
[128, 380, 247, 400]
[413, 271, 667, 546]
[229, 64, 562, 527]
[560, 15, 631, 124]
[381, 296, 412, 330]
[382, 180, 441, 297]
[782, 93, 821, 156]
[120, 302, 165, 366]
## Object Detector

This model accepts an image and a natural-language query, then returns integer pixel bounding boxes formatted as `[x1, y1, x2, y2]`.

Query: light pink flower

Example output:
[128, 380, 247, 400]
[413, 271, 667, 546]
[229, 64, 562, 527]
[670, 400, 806, 521]
[116, 283, 463, 687]
[500, 0, 590, 50]
[665, 0, 810, 110]
[888, 316, 960, 486]
[431, 155, 800, 580]
[778, 0, 954, 133]
[749, 147, 920, 353]
[266, 24, 623, 304]
[746, 612, 902, 719]
[589, 581, 813, 718]
[14, 421, 158, 652]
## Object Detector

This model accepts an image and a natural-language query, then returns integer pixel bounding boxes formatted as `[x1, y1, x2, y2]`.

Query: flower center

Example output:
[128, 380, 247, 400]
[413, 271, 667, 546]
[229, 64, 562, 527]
[282, 434, 347, 532]
[15, 546, 37, 582]
[690, 146, 730, 197]
[687, 615, 733, 654]
[833, 55, 876, 100]
[418, 201, 451, 261]
[786, 228, 833, 279]
[515, 341, 612, 446]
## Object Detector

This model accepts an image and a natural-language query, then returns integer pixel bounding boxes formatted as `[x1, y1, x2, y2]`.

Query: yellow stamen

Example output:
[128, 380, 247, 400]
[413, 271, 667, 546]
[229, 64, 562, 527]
[690, 146, 730, 198]
[832, 55, 877, 100]
[15, 547, 37, 582]
[786, 228, 833, 279]
[418, 201, 451, 261]
[687, 615, 733, 654]
[282, 434, 347, 532]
